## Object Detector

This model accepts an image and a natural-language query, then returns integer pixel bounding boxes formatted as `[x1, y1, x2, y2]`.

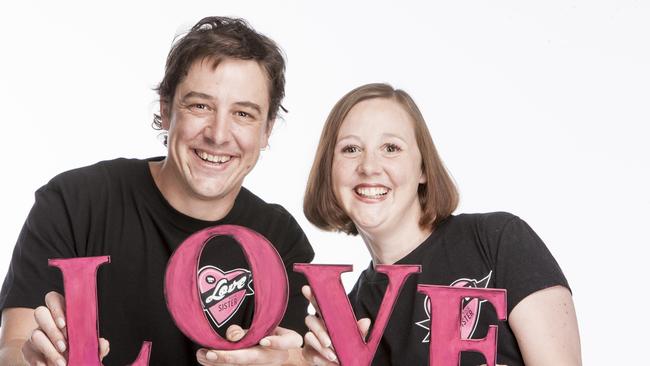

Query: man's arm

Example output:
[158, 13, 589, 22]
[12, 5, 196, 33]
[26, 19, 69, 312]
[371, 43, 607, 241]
[0, 308, 36, 366]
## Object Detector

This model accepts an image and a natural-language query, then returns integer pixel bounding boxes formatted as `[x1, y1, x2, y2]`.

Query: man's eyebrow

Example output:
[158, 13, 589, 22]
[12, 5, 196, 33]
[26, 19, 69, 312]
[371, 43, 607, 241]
[234, 101, 262, 115]
[180, 91, 214, 102]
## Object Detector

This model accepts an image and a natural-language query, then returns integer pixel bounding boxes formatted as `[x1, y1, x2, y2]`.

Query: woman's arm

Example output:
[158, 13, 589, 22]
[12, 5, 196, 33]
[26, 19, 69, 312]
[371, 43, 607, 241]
[509, 285, 581, 365]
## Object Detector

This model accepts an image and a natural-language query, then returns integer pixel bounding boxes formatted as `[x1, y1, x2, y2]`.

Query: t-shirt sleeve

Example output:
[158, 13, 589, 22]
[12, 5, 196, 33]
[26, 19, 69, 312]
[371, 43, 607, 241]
[274, 213, 315, 335]
[490, 214, 570, 314]
[0, 182, 77, 314]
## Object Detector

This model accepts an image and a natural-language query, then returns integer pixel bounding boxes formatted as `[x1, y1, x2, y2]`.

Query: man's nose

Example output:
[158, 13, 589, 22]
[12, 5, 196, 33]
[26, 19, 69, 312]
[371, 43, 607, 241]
[204, 112, 232, 145]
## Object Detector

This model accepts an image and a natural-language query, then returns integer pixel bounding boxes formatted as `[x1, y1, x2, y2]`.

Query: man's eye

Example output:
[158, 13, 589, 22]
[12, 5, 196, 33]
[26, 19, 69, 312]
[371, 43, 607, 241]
[342, 145, 360, 153]
[384, 143, 402, 153]
[191, 104, 209, 110]
[235, 111, 250, 118]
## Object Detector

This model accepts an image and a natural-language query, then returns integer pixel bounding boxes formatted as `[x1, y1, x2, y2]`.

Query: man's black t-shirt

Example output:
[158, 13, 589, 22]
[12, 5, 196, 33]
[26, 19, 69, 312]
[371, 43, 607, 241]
[348, 212, 569, 366]
[0, 157, 314, 365]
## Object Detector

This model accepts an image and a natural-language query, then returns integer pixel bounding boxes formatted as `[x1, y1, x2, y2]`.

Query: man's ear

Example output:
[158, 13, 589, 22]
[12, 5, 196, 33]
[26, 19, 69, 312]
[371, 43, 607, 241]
[261, 118, 275, 147]
[160, 100, 170, 130]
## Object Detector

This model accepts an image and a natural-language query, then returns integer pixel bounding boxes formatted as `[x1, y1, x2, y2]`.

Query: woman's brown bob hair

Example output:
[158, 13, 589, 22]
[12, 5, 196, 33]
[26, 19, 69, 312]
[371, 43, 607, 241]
[304, 83, 459, 235]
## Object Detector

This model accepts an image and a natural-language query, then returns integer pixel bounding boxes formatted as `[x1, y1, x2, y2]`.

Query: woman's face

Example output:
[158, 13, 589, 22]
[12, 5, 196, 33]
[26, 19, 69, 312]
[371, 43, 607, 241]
[332, 98, 425, 235]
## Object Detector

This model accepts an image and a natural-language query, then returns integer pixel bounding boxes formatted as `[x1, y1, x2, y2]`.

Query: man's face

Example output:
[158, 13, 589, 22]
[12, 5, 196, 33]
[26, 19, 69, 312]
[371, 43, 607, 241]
[161, 57, 272, 203]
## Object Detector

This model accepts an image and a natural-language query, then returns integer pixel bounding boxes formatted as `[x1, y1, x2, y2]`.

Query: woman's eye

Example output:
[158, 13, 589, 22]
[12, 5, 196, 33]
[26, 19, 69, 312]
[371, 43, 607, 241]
[384, 143, 402, 153]
[341, 145, 360, 153]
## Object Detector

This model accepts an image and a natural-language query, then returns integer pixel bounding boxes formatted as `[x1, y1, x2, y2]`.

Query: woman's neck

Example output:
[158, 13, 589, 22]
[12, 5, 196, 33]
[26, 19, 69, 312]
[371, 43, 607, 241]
[359, 221, 432, 266]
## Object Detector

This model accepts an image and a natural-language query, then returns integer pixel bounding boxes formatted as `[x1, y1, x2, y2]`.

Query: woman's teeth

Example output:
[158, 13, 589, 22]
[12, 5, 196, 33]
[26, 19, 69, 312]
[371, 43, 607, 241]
[355, 186, 388, 198]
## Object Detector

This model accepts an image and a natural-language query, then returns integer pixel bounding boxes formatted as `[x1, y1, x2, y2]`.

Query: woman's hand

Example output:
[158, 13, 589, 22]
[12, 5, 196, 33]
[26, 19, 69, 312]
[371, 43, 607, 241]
[301, 285, 371, 365]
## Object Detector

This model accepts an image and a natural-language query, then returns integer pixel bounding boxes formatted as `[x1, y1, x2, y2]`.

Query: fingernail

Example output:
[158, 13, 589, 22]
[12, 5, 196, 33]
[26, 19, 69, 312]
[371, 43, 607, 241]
[327, 350, 337, 361]
[57, 340, 67, 352]
[196, 349, 207, 359]
[206, 351, 218, 361]
[321, 334, 332, 348]
[259, 337, 271, 347]
[56, 317, 66, 328]
[57, 358, 67, 366]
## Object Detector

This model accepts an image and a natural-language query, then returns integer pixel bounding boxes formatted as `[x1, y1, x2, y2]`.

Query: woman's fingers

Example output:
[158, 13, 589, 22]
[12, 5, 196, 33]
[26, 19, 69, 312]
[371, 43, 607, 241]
[304, 314, 332, 349]
[304, 331, 337, 363]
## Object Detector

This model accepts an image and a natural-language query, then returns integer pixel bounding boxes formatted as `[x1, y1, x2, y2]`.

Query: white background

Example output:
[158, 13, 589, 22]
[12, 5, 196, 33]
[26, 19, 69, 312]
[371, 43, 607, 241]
[0, 0, 648, 363]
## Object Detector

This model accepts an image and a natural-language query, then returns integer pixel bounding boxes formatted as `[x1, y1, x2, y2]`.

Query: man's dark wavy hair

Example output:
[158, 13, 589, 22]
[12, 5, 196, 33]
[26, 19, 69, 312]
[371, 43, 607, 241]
[152, 16, 286, 129]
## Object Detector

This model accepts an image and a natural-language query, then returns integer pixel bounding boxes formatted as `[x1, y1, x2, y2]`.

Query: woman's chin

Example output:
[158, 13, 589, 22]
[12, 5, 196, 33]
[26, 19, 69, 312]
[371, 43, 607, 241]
[352, 216, 388, 235]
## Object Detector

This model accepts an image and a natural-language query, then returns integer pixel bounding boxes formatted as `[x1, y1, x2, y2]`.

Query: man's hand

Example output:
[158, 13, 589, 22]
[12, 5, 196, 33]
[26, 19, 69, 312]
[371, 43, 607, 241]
[196, 325, 302, 365]
[21, 291, 110, 366]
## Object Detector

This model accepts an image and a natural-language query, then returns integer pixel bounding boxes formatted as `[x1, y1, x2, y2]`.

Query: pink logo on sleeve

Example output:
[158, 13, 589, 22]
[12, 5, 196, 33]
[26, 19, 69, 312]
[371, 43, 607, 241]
[197, 266, 254, 327]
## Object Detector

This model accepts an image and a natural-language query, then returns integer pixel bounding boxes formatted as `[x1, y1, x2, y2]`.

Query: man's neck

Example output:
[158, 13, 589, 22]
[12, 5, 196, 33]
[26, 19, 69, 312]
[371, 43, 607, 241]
[148, 160, 237, 221]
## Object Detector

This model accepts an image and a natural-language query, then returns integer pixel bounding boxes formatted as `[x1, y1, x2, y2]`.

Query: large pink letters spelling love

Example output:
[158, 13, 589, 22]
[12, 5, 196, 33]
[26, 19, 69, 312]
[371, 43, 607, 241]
[417, 285, 507, 366]
[51, 227, 508, 366]
[294, 264, 421, 366]
[48, 256, 152, 366]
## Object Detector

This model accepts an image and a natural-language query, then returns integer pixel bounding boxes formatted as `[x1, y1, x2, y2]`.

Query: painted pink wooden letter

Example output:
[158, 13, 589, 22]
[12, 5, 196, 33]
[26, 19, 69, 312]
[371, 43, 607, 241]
[294, 264, 420, 366]
[165, 225, 288, 349]
[416, 285, 507, 366]
[49, 256, 152, 366]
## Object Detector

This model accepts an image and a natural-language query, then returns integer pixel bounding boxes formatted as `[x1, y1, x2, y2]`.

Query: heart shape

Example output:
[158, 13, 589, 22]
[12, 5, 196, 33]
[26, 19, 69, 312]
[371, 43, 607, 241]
[197, 266, 253, 328]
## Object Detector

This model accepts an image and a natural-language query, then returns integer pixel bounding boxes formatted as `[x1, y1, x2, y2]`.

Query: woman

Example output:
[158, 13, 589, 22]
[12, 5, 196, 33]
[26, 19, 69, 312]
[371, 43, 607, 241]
[302, 83, 581, 365]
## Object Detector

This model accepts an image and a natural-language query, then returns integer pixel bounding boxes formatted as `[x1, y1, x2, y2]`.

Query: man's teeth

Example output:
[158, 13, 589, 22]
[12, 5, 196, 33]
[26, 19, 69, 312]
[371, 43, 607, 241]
[197, 150, 232, 163]
[355, 187, 389, 198]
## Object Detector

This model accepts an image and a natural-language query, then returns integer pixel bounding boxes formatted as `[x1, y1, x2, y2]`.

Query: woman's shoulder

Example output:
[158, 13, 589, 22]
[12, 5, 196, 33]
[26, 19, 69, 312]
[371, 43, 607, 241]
[442, 211, 521, 235]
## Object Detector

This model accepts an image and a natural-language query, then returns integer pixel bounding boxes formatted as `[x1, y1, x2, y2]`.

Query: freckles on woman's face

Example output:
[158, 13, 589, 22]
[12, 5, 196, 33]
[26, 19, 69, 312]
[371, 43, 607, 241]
[331, 98, 425, 233]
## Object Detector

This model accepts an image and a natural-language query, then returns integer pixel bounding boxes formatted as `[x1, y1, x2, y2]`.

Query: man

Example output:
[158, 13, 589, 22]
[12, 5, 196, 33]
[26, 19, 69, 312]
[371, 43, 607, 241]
[0, 16, 313, 365]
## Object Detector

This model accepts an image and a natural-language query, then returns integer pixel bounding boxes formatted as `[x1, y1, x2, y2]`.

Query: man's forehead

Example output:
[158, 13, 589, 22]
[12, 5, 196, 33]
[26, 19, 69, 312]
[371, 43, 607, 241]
[177, 57, 271, 106]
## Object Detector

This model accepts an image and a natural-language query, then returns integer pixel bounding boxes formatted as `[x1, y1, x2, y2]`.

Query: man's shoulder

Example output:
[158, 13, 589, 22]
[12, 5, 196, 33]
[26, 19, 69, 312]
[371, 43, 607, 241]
[234, 188, 313, 256]
[43, 157, 152, 195]
[51, 158, 147, 183]
[236, 187, 293, 219]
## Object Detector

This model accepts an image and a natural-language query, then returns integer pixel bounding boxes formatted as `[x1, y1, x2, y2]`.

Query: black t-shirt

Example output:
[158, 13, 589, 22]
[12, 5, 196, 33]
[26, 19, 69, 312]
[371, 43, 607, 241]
[348, 212, 569, 366]
[0, 157, 314, 366]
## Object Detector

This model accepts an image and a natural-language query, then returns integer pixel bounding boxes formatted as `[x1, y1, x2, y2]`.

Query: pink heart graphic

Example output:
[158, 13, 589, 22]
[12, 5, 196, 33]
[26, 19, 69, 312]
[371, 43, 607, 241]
[197, 266, 253, 328]
[451, 279, 480, 339]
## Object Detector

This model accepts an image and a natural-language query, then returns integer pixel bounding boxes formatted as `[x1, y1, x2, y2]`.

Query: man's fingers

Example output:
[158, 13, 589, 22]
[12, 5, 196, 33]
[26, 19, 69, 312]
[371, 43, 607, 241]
[357, 318, 372, 339]
[304, 331, 337, 363]
[198, 346, 287, 365]
[44, 291, 67, 331]
[28, 329, 67, 366]
[33, 306, 66, 353]
[99, 337, 110, 360]
[305, 314, 332, 349]
[226, 325, 247, 342]
[258, 328, 302, 349]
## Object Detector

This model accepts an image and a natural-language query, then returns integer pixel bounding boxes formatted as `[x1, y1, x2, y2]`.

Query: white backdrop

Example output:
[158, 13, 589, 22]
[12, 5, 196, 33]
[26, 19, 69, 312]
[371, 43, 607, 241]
[1, 1, 648, 363]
